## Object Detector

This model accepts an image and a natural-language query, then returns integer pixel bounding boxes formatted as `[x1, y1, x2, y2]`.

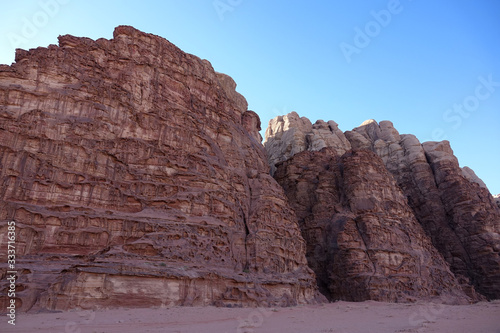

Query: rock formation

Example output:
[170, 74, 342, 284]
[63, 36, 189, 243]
[422, 141, 500, 300]
[0, 26, 323, 311]
[264, 112, 351, 175]
[495, 194, 500, 209]
[461, 166, 488, 190]
[1, 25, 498, 312]
[274, 148, 474, 303]
[266, 112, 500, 301]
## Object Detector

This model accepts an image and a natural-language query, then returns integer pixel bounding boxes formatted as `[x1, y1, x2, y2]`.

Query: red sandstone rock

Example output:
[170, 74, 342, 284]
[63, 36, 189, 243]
[494, 195, 500, 209]
[345, 119, 500, 300]
[266, 113, 499, 301]
[274, 148, 475, 303]
[0, 26, 322, 311]
[422, 141, 500, 300]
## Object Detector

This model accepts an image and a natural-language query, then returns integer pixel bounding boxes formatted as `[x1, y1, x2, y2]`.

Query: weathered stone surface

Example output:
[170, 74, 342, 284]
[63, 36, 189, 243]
[346, 119, 500, 300]
[422, 141, 500, 300]
[495, 194, 500, 209]
[216, 72, 248, 115]
[266, 112, 500, 300]
[264, 112, 351, 175]
[0, 26, 322, 311]
[461, 166, 488, 190]
[275, 148, 474, 303]
[241, 110, 263, 143]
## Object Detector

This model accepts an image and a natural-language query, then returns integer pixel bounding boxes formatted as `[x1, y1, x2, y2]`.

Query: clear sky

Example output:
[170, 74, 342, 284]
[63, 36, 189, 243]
[1, 1, 499, 194]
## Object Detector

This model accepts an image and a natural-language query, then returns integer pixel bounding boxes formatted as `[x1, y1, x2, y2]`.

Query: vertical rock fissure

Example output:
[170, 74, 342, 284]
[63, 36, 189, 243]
[353, 216, 377, 290]
[242, 205, 250, 271]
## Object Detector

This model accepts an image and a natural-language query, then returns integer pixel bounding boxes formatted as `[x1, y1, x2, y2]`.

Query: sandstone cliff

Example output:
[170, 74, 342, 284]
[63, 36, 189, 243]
[1, 25, 498, 311]
[265, 112, 351, 175]
[266, 112, 500, 301]
[0, 26, 322, 311]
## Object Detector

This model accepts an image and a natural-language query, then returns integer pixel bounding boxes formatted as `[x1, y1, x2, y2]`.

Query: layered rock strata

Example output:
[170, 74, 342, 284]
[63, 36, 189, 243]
[275, 148, 473, 303]
[266, 112, 500, 301]
[0, 26, 322, 311]
[264, 112, 351, 175]
[345, 120, 500, 300]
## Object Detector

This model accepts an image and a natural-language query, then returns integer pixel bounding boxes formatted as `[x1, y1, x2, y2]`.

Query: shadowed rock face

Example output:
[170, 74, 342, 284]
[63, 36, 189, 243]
[0, 26, 322, 311]
[345, 120, 500, 300]
[422, 141, 500, 300]
[275, 148, 475, 303]
[267, 112, 500, 301]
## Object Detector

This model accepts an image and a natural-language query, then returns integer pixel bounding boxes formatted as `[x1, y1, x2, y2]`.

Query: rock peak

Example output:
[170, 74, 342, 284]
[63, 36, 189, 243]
[113, 24, 142, 38]
[360, 118, 377, 126]
[266, 111, 500, 301]
[0, 27, 321, 311]
[264, 112, 351, 175]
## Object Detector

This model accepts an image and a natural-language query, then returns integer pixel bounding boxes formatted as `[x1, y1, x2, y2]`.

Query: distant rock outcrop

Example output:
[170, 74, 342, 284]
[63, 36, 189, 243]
[0, 26, 322, 311]
[264, 112, 351, 175]
[266, 112, 500, 301]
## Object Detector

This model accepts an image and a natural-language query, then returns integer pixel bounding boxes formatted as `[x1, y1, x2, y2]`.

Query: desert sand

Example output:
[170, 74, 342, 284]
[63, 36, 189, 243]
[2, 300, 499, 333]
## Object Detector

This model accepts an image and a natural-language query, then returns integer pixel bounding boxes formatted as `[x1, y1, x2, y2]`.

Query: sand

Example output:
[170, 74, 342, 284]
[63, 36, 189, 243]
[1, 300, 499, 333]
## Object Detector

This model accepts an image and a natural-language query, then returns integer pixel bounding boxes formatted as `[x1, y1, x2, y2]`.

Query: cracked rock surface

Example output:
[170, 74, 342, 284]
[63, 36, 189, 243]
[0, 26, 322, 311]
[275, 148, 475, 303]
[267, 112, 500, 301]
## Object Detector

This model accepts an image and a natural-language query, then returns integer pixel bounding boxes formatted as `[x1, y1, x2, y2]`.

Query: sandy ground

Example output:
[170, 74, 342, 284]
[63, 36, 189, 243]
[1, 300, 499, 333]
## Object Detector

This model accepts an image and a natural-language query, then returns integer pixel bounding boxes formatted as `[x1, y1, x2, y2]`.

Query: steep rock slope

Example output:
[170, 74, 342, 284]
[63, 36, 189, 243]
[266, 112, 500, 300]
[0, 26, 321, 311]
[275, 148, 473, 303]
[346, 120, 500, 300]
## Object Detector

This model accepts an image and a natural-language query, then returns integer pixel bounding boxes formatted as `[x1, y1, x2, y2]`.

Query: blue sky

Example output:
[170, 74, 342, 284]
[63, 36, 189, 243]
[1, 1, 499, 194]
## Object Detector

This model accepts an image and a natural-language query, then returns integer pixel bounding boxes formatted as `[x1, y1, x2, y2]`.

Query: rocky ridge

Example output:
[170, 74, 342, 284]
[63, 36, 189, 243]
[265, 112, 500, 301]
[0, 26, 322, 311]
[1, 25, 498, 312]
[274, 148, 473, 303]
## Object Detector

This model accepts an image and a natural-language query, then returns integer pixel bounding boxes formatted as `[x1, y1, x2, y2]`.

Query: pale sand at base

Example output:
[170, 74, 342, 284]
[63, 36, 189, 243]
[2, 300, 499, 333]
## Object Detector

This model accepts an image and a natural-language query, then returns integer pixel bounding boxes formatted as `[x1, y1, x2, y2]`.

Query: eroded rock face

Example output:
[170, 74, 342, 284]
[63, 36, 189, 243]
[266, 112, 500, 300]
[422, 141, 500, 300]
[275, 148, 473, 303]
[0, 26, 322, 311]
[264, 112, 351, 175]
[241, 110, 263, 143]
[345, 119, 500, 300]
[461, 166, 488, 190]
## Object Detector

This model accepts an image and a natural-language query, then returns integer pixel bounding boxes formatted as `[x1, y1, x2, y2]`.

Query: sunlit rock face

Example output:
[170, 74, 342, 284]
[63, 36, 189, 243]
[264, 112, 351, 175]
[494, 194, 500, 209]
[267, 113, 500, 301]
[0, 26, 323, 311]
